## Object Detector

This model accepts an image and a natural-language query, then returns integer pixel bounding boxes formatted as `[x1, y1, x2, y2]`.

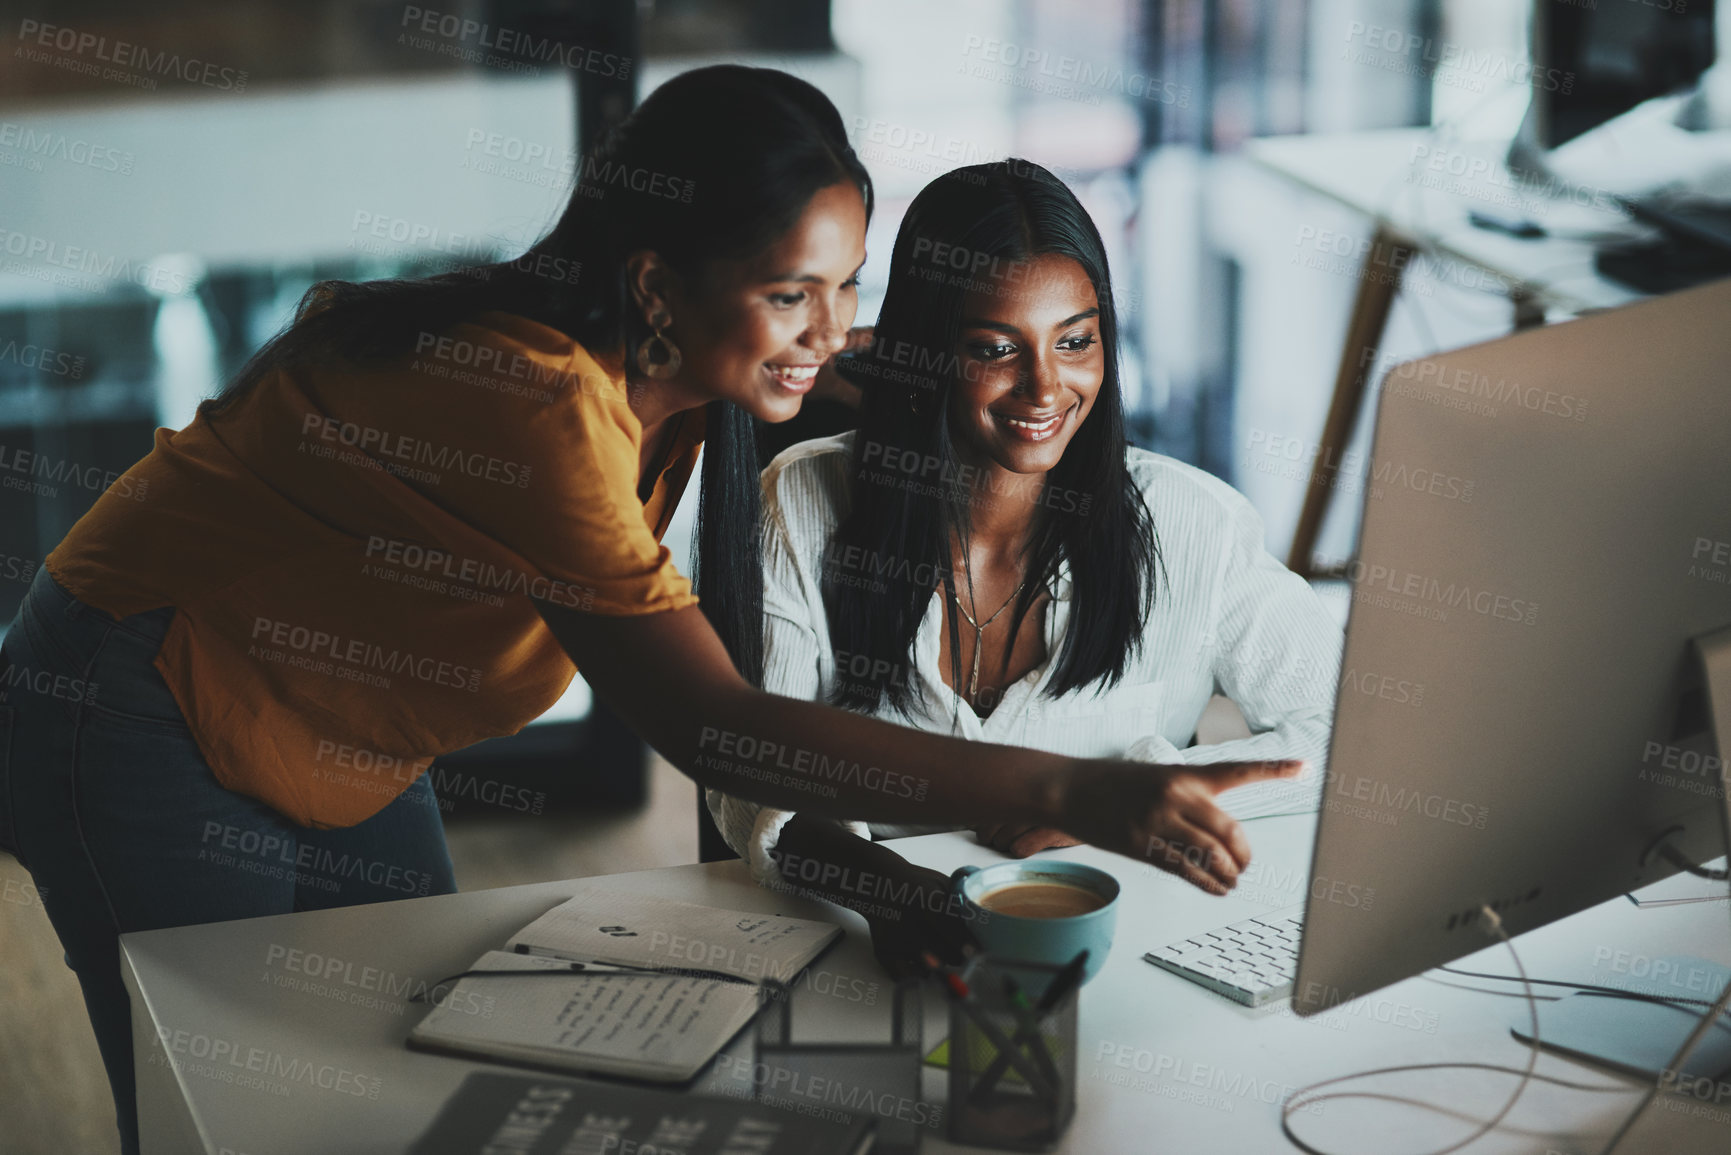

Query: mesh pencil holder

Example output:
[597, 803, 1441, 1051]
[752, 978, 930, 1155]
[944, 957, 1078, 1152]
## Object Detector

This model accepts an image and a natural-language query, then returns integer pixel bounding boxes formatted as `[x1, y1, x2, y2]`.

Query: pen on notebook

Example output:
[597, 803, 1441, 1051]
[512, 946, 762, 985]
[410, 958, 756, 1002]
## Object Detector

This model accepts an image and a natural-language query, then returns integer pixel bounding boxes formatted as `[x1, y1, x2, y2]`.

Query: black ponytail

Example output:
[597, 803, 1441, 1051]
[693, 400, 765, 685]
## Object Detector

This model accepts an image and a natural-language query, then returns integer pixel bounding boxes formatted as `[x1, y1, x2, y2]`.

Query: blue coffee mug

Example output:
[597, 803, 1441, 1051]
[952, 860, 1119, 985]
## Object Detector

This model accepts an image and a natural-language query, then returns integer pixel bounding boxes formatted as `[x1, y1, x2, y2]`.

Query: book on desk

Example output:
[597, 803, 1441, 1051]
[407, 894, 841, 1084]
[405, 1071, 875, 1155]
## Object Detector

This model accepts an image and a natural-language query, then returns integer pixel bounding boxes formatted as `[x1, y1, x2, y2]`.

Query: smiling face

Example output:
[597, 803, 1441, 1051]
[654, 180, 868, 423]
[948, 253, 1105, 476]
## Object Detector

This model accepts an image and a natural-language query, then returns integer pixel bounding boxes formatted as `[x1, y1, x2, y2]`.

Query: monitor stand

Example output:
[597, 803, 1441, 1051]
[1513, 982, 1731, 1082]
[1595, 624, 1731, 1154]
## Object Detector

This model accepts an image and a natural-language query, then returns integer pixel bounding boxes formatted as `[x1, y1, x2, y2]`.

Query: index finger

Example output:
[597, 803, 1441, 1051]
[1187, 759, 1305, 794]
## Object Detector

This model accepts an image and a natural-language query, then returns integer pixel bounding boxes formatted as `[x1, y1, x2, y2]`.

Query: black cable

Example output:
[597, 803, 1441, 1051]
[1436, 964, 1731, 1017]
[1420, 974, 1563, 1002]
[1654, 841, 1731, 881]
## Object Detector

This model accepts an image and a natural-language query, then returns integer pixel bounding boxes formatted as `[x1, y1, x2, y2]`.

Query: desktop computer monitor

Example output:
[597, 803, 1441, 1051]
[1512, 2, 1731, 295]
[1518, 0, 1717, 155]
[1293, 276, 1731, 1024]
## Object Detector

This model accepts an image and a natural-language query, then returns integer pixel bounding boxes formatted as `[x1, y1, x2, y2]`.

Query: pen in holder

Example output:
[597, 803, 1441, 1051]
[942, 954, 1080, 1152]
[752, 978, 929, 1155]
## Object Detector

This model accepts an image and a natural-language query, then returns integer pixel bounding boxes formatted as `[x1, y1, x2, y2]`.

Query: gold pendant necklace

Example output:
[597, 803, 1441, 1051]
[953, 547, 1027, 699]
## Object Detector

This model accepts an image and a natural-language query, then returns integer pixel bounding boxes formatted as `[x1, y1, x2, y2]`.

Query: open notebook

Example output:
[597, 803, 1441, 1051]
[408, 894, 841, 1083]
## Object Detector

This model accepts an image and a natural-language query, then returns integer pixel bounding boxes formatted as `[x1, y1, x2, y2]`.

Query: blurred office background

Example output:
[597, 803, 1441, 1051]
[2, 1, 1727, 1148]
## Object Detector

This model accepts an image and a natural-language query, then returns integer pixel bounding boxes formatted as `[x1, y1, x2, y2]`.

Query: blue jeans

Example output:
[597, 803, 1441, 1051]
[0, 566, 457, 1155]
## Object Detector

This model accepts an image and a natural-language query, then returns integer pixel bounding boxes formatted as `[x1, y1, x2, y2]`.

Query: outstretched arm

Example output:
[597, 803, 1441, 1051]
[543, 600, 1066, 825]
[538, 599, 1301, 891]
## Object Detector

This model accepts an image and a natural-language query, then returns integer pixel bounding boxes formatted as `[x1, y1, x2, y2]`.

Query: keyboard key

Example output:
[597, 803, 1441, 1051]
[1145, 913, 1310, 1006]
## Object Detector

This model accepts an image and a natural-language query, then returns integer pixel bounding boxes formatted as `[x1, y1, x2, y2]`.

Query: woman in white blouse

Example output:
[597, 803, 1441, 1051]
[708, 159, 1341, 973]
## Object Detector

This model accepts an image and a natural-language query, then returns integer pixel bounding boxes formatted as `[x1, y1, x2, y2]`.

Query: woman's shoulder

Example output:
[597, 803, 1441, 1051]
[761, 432, 855, 537]
[462, 310, 583, 356]
[762, 431, 854, 495]
[454, 311, 630, 399]
[1124, 444, 1252, 523]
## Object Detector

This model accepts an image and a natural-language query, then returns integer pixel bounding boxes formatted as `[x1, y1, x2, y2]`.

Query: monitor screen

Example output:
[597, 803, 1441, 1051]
[1533, 0, 1718, 149]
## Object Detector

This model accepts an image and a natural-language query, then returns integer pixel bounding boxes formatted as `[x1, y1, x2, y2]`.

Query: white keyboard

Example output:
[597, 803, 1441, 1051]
[1143, 906, 1304, 1007]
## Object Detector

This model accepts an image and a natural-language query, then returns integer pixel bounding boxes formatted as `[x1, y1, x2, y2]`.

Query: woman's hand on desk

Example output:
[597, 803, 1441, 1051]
[1055, 759, 1304, 895]
[862, 863, 976, 980]
[971, 824, 1084, 858]
[771, 814, 974, 981]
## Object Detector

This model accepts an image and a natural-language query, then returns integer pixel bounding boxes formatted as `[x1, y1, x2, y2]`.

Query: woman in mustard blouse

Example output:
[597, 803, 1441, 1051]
[0, 65, 1294, 1152]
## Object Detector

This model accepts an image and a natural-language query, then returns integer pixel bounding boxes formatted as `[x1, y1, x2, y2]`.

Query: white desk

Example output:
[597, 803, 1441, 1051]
[1245, 129, 1645, 318]
[1243, 128, 1648, 580]
[124, 818, 1731, 1154]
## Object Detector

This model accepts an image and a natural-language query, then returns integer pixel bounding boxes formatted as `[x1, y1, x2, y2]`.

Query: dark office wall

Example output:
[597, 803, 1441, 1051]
[0, 0, 836, 106]
[0, 1, 461, 105]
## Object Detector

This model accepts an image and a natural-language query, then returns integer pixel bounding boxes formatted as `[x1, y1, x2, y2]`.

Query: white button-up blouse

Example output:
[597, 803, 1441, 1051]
[707, 432, 1343, 882]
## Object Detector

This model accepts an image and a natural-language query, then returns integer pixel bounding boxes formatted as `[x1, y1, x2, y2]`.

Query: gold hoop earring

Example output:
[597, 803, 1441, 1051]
[636, 317, 682, 379]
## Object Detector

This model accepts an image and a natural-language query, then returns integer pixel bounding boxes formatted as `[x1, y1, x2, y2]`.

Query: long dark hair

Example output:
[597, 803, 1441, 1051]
[214, 65, 873, 685]
[824, 159, 1157, 713]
